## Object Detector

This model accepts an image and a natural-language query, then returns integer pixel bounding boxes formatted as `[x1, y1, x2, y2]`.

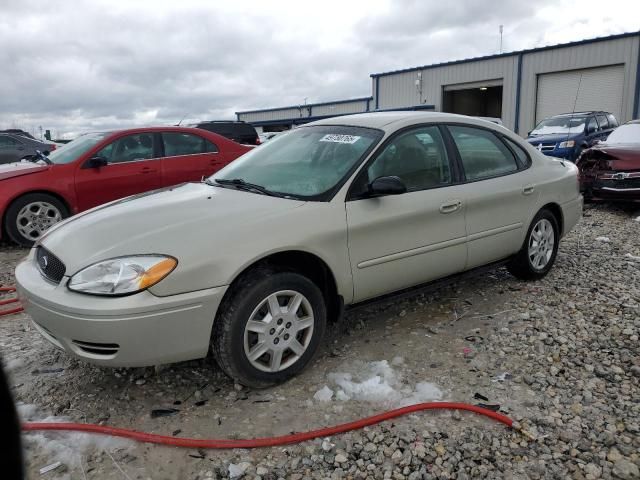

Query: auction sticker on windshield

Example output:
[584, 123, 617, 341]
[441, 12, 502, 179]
[319, 134, 361, 144]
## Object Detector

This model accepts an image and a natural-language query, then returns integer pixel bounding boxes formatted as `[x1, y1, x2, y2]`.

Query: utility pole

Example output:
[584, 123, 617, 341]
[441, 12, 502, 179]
[499, 25, 504, 53]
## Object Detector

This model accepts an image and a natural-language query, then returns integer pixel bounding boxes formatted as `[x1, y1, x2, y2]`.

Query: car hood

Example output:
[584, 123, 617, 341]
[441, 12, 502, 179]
[40, 182, 306, 289]
[577, 144, 640, 171]
[526, 133, 580, 144]
[0, 161, 49, 180]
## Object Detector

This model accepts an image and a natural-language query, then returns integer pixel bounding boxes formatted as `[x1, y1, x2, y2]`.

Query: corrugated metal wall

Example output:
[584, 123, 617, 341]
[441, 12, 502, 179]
[313, 100, 368, 116]
[518, 35, 640, 134]
[376, 56, 519, 129]
[239, 107, 303, 123]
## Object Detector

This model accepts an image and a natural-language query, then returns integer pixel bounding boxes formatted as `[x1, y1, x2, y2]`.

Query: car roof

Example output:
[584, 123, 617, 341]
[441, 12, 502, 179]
[83, 126, 226, 136]
[307, 111, 509, 133]
[551, 111, 611, 118]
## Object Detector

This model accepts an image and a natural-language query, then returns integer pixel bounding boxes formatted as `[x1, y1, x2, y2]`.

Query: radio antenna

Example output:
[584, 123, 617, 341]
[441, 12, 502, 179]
[566, 73, 583, 155]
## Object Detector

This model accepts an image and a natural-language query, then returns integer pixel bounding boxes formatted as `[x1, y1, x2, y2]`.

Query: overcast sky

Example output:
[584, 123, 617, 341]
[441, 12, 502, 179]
[1, 0, 638, 138]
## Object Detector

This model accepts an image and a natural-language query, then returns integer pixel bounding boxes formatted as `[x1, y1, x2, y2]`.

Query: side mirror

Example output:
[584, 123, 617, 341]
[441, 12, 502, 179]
[88, 155, 108, 168]
[368, 176, 407, 196]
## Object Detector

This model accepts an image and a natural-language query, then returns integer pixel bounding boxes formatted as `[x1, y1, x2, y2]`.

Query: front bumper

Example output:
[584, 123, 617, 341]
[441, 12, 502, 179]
[584, 174, 640, 202]
[15, 252, 228, 367]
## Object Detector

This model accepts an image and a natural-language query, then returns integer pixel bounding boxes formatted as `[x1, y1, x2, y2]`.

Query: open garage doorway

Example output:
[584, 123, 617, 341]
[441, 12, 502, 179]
[442, 81, 503, 119]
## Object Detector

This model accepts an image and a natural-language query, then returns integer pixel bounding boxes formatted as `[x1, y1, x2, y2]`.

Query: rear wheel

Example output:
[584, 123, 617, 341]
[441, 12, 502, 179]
[4, 193, 69, 247]
[507, 209, 559, 280]
[211, 268, 326, 388]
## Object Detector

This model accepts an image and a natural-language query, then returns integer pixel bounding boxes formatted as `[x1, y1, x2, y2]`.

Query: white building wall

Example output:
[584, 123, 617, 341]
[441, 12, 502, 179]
[518, 35, 640, 134]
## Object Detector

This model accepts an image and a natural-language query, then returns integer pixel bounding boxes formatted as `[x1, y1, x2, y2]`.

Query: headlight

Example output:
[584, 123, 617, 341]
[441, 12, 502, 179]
[68, 255, 177, 296]
[558, 140, 575, 149]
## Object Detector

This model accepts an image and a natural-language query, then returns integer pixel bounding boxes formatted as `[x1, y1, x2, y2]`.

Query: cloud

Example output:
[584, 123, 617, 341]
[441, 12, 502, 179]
[0, 0, 637, 138]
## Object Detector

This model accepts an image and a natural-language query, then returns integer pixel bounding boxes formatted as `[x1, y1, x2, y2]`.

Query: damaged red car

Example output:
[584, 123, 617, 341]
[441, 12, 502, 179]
[577, 120, 640, 202]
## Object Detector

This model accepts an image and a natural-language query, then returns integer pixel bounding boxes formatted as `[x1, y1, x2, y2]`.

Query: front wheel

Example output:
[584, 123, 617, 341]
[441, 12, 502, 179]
[507, 209, 560, 280]
[211, 269, 326, 388]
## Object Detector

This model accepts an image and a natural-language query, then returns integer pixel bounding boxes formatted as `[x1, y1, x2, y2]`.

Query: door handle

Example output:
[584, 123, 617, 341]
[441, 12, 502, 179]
[523, 185, 535, 195]
[439, 200, 462, 214]
[140, 166, 156, 174]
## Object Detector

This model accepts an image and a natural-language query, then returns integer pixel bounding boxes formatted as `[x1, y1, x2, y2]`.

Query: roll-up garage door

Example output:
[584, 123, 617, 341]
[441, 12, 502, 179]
[535, 65, 624, 123]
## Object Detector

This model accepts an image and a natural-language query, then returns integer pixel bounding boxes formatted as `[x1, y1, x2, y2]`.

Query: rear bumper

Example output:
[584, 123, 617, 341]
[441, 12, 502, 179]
[15, 252, 228, 367]
[560, 195, 583, 237]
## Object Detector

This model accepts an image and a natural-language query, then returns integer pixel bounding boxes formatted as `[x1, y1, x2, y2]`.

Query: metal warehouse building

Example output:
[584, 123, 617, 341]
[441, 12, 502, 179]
[237, 31, 640, 136]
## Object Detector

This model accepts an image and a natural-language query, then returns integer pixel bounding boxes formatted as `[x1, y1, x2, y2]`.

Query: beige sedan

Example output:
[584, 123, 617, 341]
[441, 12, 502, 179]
[16, 112, 582, 387]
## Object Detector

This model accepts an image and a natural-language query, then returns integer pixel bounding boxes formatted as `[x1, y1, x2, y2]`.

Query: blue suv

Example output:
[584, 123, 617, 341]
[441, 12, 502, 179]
[527, 111, 618, 162]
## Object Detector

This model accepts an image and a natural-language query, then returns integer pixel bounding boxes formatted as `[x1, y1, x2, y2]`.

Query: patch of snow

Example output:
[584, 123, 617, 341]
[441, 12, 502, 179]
[492, 372, 513, 382]
[324, 360, 442, 406]
[16, 403, 38, 420]
[624, 253, 640, 261]
[313, 385, 334, 402]
[391, 356, 405, 366]
[595, 236, 610, 243]
[228, 462, 251, 479]
[634, 216, 640, 222]
[19, 405, 132, 470]
[3, 357, 24, 371]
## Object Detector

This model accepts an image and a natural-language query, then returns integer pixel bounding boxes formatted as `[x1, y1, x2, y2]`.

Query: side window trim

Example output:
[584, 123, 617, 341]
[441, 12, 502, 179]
[347, 123, 457, 201]
[443, 123, 522, 184]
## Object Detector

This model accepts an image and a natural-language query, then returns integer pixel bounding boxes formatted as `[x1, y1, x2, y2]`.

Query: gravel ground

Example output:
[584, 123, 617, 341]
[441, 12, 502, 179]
[1, 202, 639, 480]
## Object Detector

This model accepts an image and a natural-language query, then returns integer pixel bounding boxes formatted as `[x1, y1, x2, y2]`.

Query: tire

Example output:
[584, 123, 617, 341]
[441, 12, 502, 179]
[211, 268, 327, 388]
[507, 209, 560, 281]
[4, 193, 69, 247]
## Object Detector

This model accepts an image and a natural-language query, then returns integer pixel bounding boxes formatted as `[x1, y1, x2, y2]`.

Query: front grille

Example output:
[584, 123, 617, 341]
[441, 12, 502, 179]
[538, 143, 556, 152]
[35, 246, 66, 283]
[596, 178, 640, 190]
[72, 340, 120, 356]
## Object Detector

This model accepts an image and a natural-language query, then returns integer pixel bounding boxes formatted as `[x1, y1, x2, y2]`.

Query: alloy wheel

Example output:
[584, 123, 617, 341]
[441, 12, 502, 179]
[243, 290, 315, 373]
[528, 218, 555, 270]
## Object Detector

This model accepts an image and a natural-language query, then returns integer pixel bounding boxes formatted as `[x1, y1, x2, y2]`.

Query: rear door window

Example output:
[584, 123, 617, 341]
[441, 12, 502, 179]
[503, 137, 531, 168]
[448, 126, 518, 181]
[162, 132, 218, 156]
[596, 115, 609, 131]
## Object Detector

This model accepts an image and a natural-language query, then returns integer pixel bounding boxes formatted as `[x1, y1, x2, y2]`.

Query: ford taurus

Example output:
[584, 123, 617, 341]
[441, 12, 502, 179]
[15, 112, 583, 387]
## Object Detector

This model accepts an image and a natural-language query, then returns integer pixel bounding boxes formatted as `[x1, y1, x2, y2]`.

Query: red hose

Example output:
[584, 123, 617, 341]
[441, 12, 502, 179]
[0, 287, 23, 316]
[23, 402, 515, 449]
[0, 286, 22, 316]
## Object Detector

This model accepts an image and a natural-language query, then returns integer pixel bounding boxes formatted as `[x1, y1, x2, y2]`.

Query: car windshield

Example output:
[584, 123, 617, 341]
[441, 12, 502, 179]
[46, 132, 109, 164]
[530, 116, 587, 135]
[211, 125, 382, 199]
[605, 124, 640, 144]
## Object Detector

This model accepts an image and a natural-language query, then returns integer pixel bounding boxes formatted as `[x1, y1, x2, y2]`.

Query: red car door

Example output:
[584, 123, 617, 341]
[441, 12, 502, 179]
[159, 131, 227, 185]
[75, 132, 162, 210]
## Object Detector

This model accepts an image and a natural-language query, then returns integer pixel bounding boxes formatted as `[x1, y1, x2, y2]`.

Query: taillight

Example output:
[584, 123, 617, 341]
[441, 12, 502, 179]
[255, 137, 261, 145]
[49, 144, 57, 151]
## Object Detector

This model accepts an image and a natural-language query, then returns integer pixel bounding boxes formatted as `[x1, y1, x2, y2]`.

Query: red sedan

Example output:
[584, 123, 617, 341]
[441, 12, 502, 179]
[0, 127, 251, 246]
[577, 120, 640, 202]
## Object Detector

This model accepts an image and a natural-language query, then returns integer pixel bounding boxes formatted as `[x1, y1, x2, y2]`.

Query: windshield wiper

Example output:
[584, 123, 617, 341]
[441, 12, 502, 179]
[207, 178, 284, 198]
